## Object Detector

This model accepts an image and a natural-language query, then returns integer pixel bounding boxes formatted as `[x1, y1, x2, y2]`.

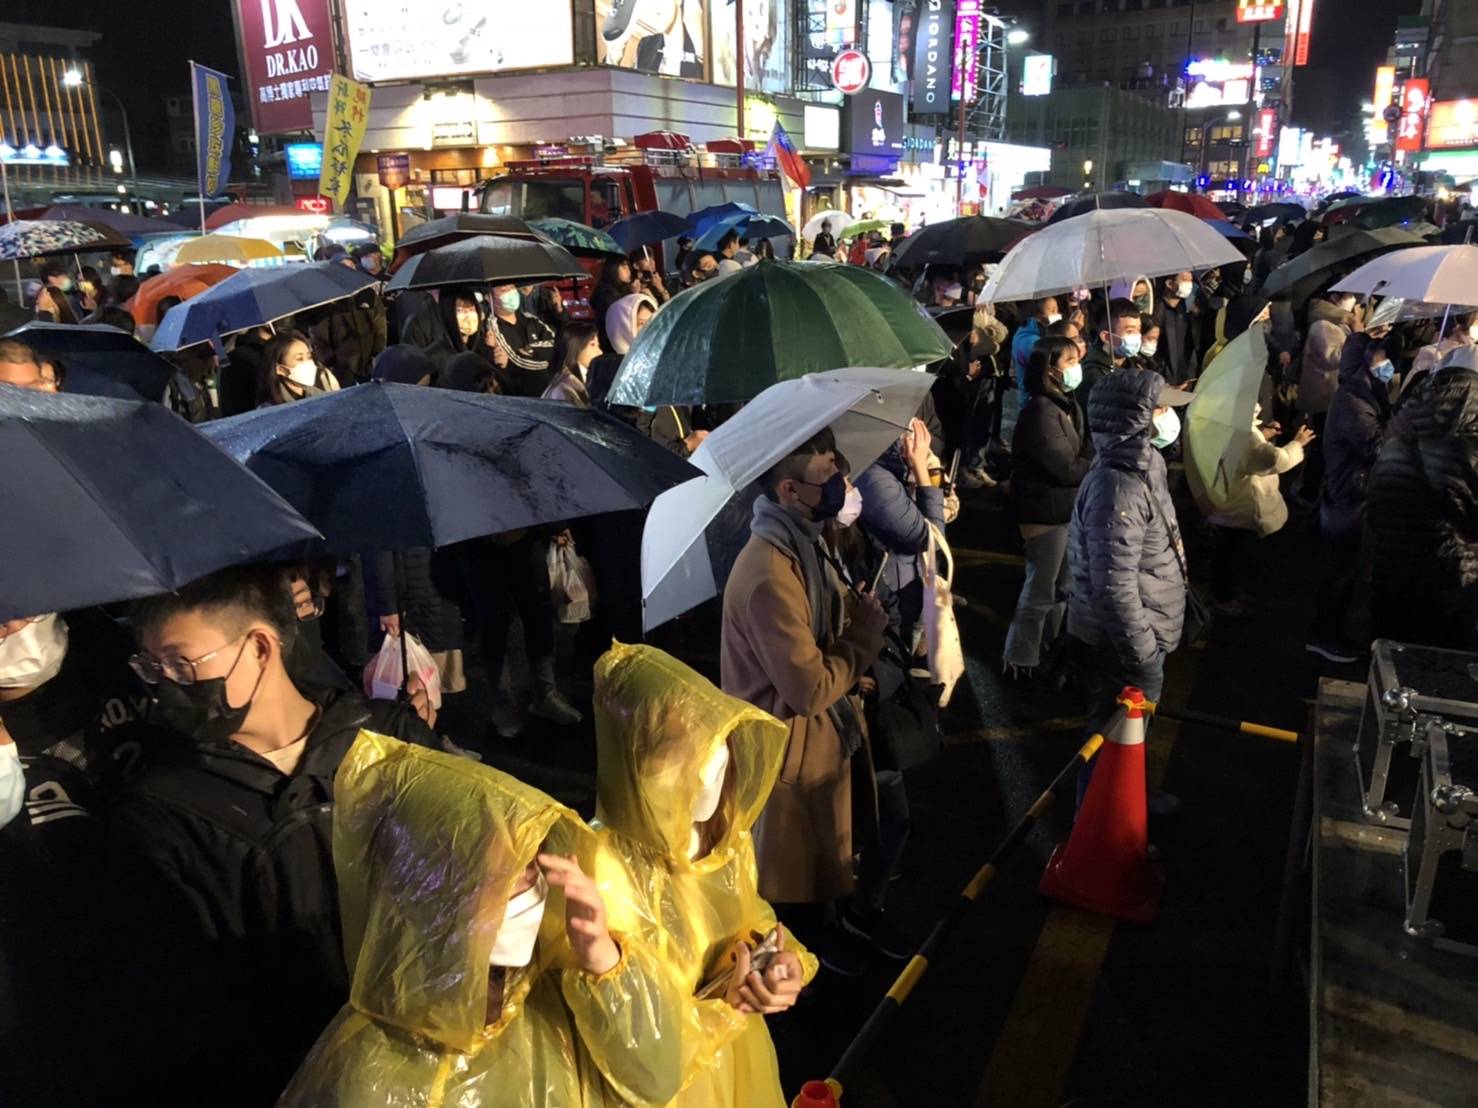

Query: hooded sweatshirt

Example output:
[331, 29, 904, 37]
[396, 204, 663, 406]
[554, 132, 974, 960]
[588, 293, 660, 403]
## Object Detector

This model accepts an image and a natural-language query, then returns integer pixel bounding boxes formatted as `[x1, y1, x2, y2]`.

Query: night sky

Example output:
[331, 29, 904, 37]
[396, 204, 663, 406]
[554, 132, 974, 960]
[7, 0, 1419, 171]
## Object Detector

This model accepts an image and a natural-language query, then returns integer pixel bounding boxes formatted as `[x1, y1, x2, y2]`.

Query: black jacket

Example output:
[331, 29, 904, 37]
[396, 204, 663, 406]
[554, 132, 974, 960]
[1151, 296, 1198, 385]
[1011, 386, 1091, 525]
[373, 546, 466, 651]
[105, 687, 435, 1108]
[1320, 336, 1390, 538]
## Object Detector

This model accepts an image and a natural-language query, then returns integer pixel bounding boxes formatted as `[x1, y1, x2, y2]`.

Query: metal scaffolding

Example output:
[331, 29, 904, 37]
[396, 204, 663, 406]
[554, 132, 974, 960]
[966, 16, 1008, 142]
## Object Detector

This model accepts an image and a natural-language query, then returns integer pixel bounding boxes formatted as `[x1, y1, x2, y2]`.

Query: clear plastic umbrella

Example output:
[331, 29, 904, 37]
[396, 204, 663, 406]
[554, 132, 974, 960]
[1184, 323, 1268, 506]
[802, 209, 854, 240]
[1331, 244, 1478, 304]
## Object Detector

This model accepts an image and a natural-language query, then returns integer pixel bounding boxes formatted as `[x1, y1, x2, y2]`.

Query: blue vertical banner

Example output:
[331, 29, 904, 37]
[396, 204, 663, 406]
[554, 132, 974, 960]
[192, 62, 235, 198]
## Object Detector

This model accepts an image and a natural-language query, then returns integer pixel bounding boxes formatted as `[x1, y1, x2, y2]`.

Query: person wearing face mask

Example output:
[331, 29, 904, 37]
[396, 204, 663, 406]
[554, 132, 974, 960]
[721, 430, 889, 975]
[542, 321, 601, 407]
[279, 731, 683, 1108]
[588, 644, 815, 1106]
[1399, 309, 1478, 422]
[258, 330, 339, 406]
[104, 565, 439, 1108]
[1080, 297, 1144, 409]
[402, 285, 488, 374]
[686, 250, 721, 286]
[1109, 275, 1154, 319]
[1150, 271, 1200, 386]
[1011, 295, 1062, 391]
[1296, 288, 1362, 500]
[1004, 338, 1093, 685]
[486, 282, 558, 396]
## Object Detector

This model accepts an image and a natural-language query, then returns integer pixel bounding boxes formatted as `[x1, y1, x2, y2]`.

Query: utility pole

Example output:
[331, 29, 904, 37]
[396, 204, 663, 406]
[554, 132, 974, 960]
[736, 0, 746, 141]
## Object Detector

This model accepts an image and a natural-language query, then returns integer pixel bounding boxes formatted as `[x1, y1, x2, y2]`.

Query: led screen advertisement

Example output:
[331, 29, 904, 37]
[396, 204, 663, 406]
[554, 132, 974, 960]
[713, 0, 791, 94]
[846, 89, 905, 158]
[802, 0, 859, 91]
[343, 0, 573, 83]
[596, 0, 707, 79]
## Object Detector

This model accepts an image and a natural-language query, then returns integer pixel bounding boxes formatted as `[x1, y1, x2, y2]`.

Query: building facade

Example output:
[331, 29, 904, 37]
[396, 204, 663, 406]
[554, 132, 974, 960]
[1009, 81, 1183, 190]
[0, 23, 106, 171]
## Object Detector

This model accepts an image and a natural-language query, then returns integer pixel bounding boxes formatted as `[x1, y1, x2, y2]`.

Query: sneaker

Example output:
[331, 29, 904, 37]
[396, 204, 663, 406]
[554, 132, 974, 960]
[1305, 639, 1359, 664]
[439, 735, 483, 762]
[530, 688, 583, 726]
[957, 467, 996, 489]
[841, 907, 915, 960]
[811, 923, 868, 977]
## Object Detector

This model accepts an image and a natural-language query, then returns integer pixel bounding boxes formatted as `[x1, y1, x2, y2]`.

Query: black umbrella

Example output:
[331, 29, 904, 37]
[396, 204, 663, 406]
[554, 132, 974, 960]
[3, 322, 175, 402]
[385, 236, 586, 293]
[0, 385, 322, 621]
[1260, 226, 1423, 306]
[1351, 195, 1429, 230]
[1216, 200, 1248, 219]
[1046, 191, 1149, 225]
[391, 213, 542, 271]
[1244, 202, 1306, 225]
[889, 216, 1036, 269]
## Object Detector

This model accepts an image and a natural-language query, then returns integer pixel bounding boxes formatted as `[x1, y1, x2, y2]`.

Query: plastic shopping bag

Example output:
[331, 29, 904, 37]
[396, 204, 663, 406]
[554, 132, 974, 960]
[922, 522, 965, 707]
[364, 630, 442, 709]
[548, 541, 598, 624]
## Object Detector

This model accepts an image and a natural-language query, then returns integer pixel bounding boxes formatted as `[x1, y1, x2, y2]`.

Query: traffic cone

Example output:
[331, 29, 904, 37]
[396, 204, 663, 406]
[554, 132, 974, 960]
[1038, 687, 1163, 922]
[792, 1079, 843, 1108]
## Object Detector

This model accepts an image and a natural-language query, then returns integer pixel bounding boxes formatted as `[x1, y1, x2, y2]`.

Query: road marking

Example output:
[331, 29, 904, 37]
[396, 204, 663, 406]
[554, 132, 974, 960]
[945, 717, 1088, 745]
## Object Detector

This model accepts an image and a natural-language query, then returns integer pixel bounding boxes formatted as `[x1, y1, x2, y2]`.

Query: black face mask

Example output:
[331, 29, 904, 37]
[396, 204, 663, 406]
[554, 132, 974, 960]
[800, 473, 848, 521]
[148, 641, 262, 745]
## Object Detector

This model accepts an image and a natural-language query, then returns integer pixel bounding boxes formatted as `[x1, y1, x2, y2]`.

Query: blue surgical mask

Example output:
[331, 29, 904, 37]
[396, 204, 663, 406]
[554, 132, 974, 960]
[1113, 331, 1142, 360]
[0, 743, 23, 829]
[1371, 359, 1394, 383]
[1151, 407, 1182, 449]
[496, 290, 521, 313]
[1060, 361, 1083, 391]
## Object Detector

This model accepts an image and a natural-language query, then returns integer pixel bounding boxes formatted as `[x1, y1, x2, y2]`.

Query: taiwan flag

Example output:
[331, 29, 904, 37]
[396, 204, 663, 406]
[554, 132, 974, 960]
[767, 122, 812, 189]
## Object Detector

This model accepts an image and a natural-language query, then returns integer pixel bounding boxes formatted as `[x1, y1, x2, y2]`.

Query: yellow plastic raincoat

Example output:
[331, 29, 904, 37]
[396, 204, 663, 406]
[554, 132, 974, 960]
[590, 643, 820, 1107]
[278, 730, 684, 1108]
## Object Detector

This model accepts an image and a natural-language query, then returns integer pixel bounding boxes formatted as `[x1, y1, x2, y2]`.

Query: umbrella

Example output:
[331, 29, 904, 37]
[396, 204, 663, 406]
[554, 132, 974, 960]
[527, 217, 625, 258]
[210, 213, 332, 244]
[1012, 185, 1072, 201]
[980, 208, 1245, 303]
[890, 216, 1035, 269]
[2, 322, 175, 403]
[929, 305, 976, 344]
[606, 260, 954, 407]
[1367, 296, 1478, 328]
[689, 202, 757, 235]
[1244, 202, 1305, 225]
[40, 205, 175, 238]
[1146, 191, 1226, 221]
[1331, 245, 1478, 303]
[802, 210, 855, 239]
[838, 219, 893, 242]
[1185, 323, 1268, 504]
[203, 203, 306, 231]
[0, 219, 125, 261]
[1439, 219, 1478, 245]
[1350, 195, 1429, 230]
[0, 385, 322, 621]
[385, 235, 585, 293]
[1217, 200, 1248, 218]
[390, 213, 542, 272]
[199, 383, 698, 552]
[607, 210, 695, 251]
[1046, 191, 1148, 225]
[1259, 226, 1423, 306]
[693, 212, 793, 251]
[126, 264, 239, 327]
[174, 234, 282, 265]
[1207, 218, 1254, 242]
[640, 367, 936, 630]
[149, 261, 378, 352]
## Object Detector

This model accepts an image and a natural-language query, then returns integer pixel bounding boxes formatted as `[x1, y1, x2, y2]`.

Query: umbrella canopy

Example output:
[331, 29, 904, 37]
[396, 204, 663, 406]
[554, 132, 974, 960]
[527, 217, 625, 258]
[174, 234, 282, 266]
[1146, 191, 1226, 221]
[203, 202, 305, 231]
[980, 208, 1245, 303]
[40, 205, 174, 238]
[606, 260, 953, 407]
[1217, 200, 1248, 218]
[149, 261, 378, 352]
[641, 367, 936, 630]
[385, 235, 585, 293]
[0, 385, 322, 621]
[802, 210, 854, 239]
[838, 219, 892, 242]
[1012, 185, 1072, 201]
[1350, 195, 1429, 230]
[693, 212, 794, 251]
[1244, 202, 1306, 225]
[1207, 218, 1254, 241]
[210, 213, 332, 244]
[1184, 324, 1268, 505]
[126, 264, 239, 326]
[890, 216, 1036, 269]
[1046, 191, 1149, 225]
[607, 210, 695, 251]
[391, 213, 541, 267]
[0, 219, 126, 261]
[200, 383, 698, 552]
[2, 322, 175, 403]
[1331, 245, 1478, 304]
[1367, 296, 1478, 328]
[1259, 226, 1422, 306]
[689, 202, 757, 235]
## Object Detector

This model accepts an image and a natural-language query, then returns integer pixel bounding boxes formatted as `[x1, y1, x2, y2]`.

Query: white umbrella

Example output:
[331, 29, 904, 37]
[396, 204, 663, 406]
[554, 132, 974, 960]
[1331, 245, 1478, 304]
[803, 210, 854, 240]
[980, 207, 1245, 303]
[640, 367, 935, 631]
[1368, 296, 1478, 328]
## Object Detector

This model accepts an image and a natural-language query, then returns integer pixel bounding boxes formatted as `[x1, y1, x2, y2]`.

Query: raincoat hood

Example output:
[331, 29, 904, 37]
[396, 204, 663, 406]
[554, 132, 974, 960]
[1109, 274, 1154, 314]
[593, 643, 787, 863]
[1088, 365, 1164, 470]
[334, 730, 589, 1054]
[605, 293, 659, 355]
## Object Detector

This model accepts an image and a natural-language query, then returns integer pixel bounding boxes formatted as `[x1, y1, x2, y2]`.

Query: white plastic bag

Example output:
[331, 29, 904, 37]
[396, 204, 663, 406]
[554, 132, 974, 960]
[363, 630, 442, 709]
[548, 541, 598, 624]
[922, 522, 965, 707]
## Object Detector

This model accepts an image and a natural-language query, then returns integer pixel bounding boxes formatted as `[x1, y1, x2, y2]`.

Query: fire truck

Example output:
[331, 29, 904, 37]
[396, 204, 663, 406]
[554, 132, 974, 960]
[477, 132, 788, 319]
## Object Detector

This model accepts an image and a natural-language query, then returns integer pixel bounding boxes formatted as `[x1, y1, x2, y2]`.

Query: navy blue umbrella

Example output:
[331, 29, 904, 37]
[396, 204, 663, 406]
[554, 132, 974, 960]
[0, 385, 323, 621]
[689, 202, 757, 236]
[149, 262, 378, 352]
[607, 210, 696, 251]
[5, 322, 175, 402]
[199, 382, 700, 552]
[1206, 218, 1254, 242]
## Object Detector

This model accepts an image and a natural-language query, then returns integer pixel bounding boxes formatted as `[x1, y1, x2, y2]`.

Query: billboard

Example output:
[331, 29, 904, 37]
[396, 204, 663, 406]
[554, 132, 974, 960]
[1370, 65, 1395, 145]
[1292, 0, 1315, 66]
[846, 89, 906, 157]
[1425, 99, 1478, 150]
[595, 0, 707, 79]
[951, 0, 981, 103]
[1236, 1, 1285, 22]
[802, 0, 860, 91]
[344, 1, 573, 83]
[284, 141, 323, 178]
[1022, 54, 1053, 97]
[235, 0, 337, 134]
[1278, 124, 1302, 165]
[909, 0, 956, 115]
[713, 0, 791, 94]
[1396, 78, 1430, 153]
[1255, 108, 1277, 159]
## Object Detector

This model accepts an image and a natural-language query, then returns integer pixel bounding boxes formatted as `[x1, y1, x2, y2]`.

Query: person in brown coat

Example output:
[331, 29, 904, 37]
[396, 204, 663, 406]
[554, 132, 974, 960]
[720, 431, 889, 976]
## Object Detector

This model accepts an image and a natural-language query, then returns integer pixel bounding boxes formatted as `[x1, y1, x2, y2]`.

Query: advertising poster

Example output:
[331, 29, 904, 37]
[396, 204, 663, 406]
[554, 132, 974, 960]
[846, 89, 905, 158]
[320, 74, 371, 206]
[596, 0, 707, 79]
[344, 0, 573, 83]
[802, 0, 858, 91]
[909, 0, 956, 115]
[235, 0, 337, 134]
[712, 0, 790, 94]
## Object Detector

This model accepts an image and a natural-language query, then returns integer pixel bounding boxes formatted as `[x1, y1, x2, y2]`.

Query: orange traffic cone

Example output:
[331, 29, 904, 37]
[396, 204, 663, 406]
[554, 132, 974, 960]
[1038, 687, 1163, 922]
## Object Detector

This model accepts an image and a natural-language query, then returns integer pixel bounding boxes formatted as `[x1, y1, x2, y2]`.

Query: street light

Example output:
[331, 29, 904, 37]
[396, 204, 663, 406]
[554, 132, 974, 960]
[1199, 109, 1243, 189]
[1007, 28, 1030, 46]
[62, 67, 135, 180]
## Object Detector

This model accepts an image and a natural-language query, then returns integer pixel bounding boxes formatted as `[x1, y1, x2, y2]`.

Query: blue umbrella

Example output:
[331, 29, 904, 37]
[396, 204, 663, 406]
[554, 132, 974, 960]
[4, 322, 175, 403]
[1207, 218, 1254, 241]
[150, 262, 377, 352]
[200, 382, 699, 552]
[607, 210, 696, 252]
[688, 202, 757, 236]
[694, 212, 794, 251]
[0, 385, 322, 621]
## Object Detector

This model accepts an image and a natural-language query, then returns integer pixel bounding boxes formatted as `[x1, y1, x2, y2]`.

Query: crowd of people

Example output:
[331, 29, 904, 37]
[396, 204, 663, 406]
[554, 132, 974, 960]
[4, 196, 1478, 1107]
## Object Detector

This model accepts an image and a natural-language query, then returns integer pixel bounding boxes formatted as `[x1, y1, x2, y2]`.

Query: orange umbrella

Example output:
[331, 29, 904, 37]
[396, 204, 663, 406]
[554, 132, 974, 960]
[126, 264, 239, 326]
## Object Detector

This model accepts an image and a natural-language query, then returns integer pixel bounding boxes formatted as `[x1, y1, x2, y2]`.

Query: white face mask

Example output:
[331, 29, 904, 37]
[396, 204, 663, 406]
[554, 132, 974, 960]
[1045, 312, 1062, 325]
[1338, 296, 1357, 313]
[1140, 340, 1159, 358]
[0, 744, 24, 829]
[1176, 281, 1195, 300]
[692, 742, 731, 825]
[489, 872, 548, 968]
[286, 361, 319, 388]
[836, 484, 863, 528]
[0, 614, 68, 689]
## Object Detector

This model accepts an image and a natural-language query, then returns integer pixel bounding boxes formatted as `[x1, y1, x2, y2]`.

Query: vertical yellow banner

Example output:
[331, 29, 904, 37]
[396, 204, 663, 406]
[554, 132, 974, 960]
[319, 74, 371, 207]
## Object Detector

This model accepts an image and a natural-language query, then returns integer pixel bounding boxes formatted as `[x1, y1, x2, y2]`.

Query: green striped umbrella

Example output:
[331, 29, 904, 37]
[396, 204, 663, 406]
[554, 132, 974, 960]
[607, 260, 953, 407]
[528, 217, 624, 258]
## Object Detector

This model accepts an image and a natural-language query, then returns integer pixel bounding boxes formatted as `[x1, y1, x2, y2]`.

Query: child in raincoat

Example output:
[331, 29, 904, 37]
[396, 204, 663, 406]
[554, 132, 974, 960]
[590, 643, 820, 1107]
[277, 731, 684, 1108]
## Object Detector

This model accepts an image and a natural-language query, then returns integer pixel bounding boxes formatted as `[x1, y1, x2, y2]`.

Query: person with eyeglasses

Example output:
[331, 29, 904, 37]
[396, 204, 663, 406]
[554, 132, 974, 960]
[102, 563, 440, 1108]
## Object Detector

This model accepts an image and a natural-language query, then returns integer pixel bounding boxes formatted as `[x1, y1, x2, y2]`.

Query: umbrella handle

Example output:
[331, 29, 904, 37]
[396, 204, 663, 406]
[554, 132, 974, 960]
[393, 549, 410, 701]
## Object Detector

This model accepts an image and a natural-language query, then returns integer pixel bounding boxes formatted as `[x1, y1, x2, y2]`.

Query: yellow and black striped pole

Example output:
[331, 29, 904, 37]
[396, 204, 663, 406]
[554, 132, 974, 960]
[1146, 702, 1299, 744]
